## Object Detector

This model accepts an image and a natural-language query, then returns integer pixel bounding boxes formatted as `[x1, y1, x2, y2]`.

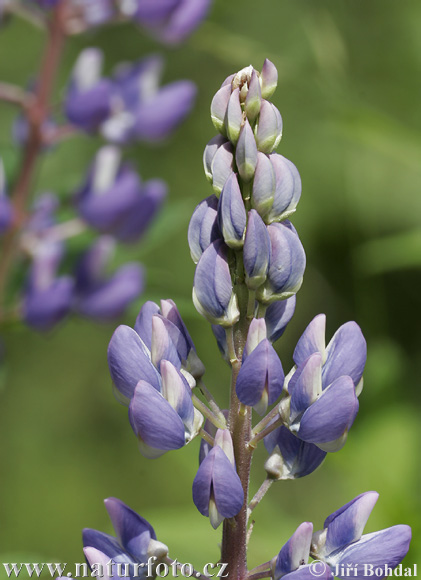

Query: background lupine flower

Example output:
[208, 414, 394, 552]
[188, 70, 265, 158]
[264, 425, 326, 480]
[108, 299, 203, 406]
[83, 497, 168, 579]
[73, 236, 144, 321]
[293, 314, 367, 395]
[101, 55, 196, 144]
[129, 0, 213, 45]
[193, 239, 240, 327]
[65, 48, 113, 133]
[22, 241, 74, 331]
[272, 522, 333, 580]
[128, 360, 203, 458]
[0, 158, 13, 234]
[281, 352, 359, 452]
[76, 146, 167, 242]
[192, 428, 244, 529]
[311, 493, 412, 579]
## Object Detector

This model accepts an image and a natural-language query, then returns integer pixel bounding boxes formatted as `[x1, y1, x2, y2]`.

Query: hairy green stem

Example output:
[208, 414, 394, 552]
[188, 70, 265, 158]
[192, 394, 227, 430]
[248, 477, 274, 518]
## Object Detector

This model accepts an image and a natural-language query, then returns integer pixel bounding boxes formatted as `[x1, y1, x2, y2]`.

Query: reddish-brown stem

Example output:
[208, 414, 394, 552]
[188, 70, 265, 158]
[221, 270, 254, 580]
[0, 2, 67, 317]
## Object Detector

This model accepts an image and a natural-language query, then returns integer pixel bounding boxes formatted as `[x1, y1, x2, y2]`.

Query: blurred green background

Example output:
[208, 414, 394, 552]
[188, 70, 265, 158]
[0, 0, 420, 576]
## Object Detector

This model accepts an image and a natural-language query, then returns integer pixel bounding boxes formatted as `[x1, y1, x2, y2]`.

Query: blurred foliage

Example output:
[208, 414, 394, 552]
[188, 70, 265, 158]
[0, 0, 420, 576]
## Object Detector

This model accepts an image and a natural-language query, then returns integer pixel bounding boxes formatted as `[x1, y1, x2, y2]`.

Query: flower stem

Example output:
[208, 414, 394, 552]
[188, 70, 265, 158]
[198, 380, 227, 424]
[248, 477, 274, 518]
[199, 428, 215, 447]
[192, 394, 227, 430]
[248, 417, 283, 449]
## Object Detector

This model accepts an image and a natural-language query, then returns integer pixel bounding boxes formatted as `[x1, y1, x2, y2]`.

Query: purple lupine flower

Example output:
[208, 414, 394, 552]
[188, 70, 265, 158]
[128, 360, 203, 458]
[236, 119, 258, 182]
[243, 209, 271, 291]
[83, 497, 168, 579]
[101, 55, 196, 144]
[217, 173, 247, 249]
[256, 222, 306, 304]
[188, 194, 221, 264]
[129, 0, 213, 45]
[293, 314, 367, 394]
[281, 352, 359, 452]
[265, 296, 296, 343]
[76, 146, 166, 242]
[236, 318, 284, 414]
[264, 425, 326, 480]
[252, 152, 276, 219]
[312, 493, 412, 579]
[108, 299, 204, 406]
[0, 159, 13, 234]
[65, 49, 113, 132]
[203, 137, 235, 197]
[198, 411, 229, 465]
[271, 522, 333, 580]
[193, 239, 240, 326]
[73, 237, 143, 321]
[266, 155, 302, 223]
[23, 241, 74, 332]
[193, 429, 244, 529]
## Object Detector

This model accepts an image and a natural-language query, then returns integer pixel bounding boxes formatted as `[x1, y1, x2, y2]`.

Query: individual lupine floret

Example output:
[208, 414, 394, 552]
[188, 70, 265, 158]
[264, 425, 326, 480]
[73, 236, 143, 321]
[83, 497, 168, 579]
[108, 299, 204, 405]
[23, 241, 74, 332]
[128, 0, 213, 45]
[280, 352, 359, 452]
[188, 194, 221, 264]
[251, 152, 276, 219]
[0, 159, 13, 234]
[129, 360, 203, 458]
[293, 314, 367, 395]
[243, 209, 271, 290]
[236, 119, 258, 182]
[271, 522, 333, 580]
[256, 222, 306, 304]
[192, 429, 244, 529]
[217, 173, 247, 249]
[236, 319, 284, 414]
[193, 239, 240, 327]
[101, 55, 196, 144]
[266, 155, 302, 223]
[203, 137, 235, 196]
[311, 492, 412, 579]
[65, 48, 113, 132]
[75, 146, 166, 242]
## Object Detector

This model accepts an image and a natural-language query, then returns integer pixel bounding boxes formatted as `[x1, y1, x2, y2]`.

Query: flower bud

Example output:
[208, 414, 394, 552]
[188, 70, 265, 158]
[255, 100, 282, 153]
[252, 152, 276, 219]
[243, 210, 271, 290]
[210, 83, 231, 135]
[225, 88, 243, 145]
[267, 154, 301, 222]
[244, 69, 262, 122]
[210, 141, 234, 197]
[218, 173, 247, 249]
[203, 135, 227, 182]
[188, 195, 221, 263]
[272, 522, 314, 580]
[260, 58, 278, 99]
[235, 119, 258, 182]
[243, 318, 267, 357]
[265, 296, 296, 343]
[257, 222, 306, 303]
[193, 240, 239, 327]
